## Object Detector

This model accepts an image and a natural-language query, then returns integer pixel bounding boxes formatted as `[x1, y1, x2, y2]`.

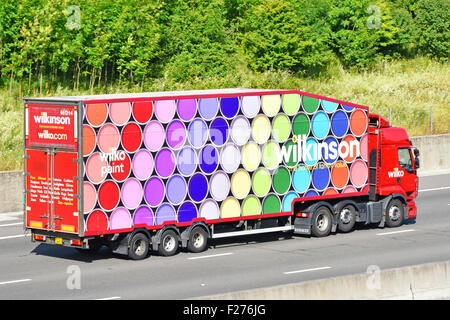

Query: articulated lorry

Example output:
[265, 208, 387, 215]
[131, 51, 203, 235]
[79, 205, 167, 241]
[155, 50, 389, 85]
[23, 89, 420, 260]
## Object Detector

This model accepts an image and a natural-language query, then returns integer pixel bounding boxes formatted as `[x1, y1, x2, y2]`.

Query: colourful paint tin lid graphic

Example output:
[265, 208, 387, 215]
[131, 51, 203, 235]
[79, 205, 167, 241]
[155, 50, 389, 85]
[132, 149, 154, 180]
[263, 193, 281, 214]
[331, 110, 349, 138]
[231, 169, 251, 200]
[292, 113, 310, 137]
[166, 174, 187, 205]
[302, 96, 319, 114]
[188, 173, 209, 203]
[155, 203, 177, 225]
[109, 102, 131, 126]
[321, 100, 338, 113]
[304, 189, 319, 197]
[154, 100, 176, 123]
[86, 152, 108, 184]
[98, 180, 120, 211]
[342, 104, 354, 112]
[360, 134, 368, 161]
[110, 207, 132, 230]
[241, 95, 260, 118]
[155, 148, 176, 178]
[322, 136, 339, 164]
[132, 101, 153, 124]
[110, 152, 131, 182]
[199, 199, 220, 220]
[343, 186, 357, 193]
[221, 197, 241, 218]
[262, 140, 281, 170]
[261, 94, 280, 117]
[121, 122, 142, 153]
[282, 94, 301, 115]
[311, 163, 330, 191]
[272, 166, 291, 195]
[281, 140, 298, 168]
[331, 161, 349, 189]
[341, 135, 359, 163]
[350, 159, 368, 188]
[199, 144, 219, 175]
[198, 98, 219, 120]
[292, 165, 311, 194]
[220, 97, 240, 119]
[252, 167, 271, 197]
[220, 143, 241, 173]
[178, 201, 198, 223]
[209, 171, 230, 202]
[282, 192, 298, 212]
[86, 103, 108, 127]
[323, 187, 338, 196]
[241, 142, 261, 172]
[304, 138, 319, 167]
[97, 123, 120, 154]
[272, 114, 291, 143]
[144, 121, 165, 152]
[121, 178, 143, 210]
[133, 206, 154, 227]
[177, 146, 198, 177]
[350, 109, 368, 137]
[188, 118, 208, 148]
[252, 115, 271, 144]
[166, 120, 186, 150]
[177, 99, 197, 122]
[83, 125, 96, 156]
[144, 177, 165, 207]
[86, 210, 108, 232]
[230, 116, 251, 146]
[210, 117, 229, 147]
[311, 111, 330, 140]
[83, 182, 97, 214]
[242, 196, 262, 216]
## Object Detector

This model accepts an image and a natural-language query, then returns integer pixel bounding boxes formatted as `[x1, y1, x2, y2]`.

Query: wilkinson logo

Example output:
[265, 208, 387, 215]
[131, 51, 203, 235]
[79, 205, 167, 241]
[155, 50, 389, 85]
[34, 112, 71, 125]
[388, 168, 404, 178]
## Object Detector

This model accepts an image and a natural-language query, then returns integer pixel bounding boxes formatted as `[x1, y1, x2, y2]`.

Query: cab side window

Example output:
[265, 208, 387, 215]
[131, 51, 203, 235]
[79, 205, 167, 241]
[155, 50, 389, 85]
[398, 148, 413, 172]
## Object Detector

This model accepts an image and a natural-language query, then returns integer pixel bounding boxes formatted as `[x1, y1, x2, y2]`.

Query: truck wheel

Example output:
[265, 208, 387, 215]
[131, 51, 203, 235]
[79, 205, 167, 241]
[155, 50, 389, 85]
[385, 199, 404, 228]
[188, 227, 208, 253]
[128, 233, 149, 260]
[338, 205, 356, 233]
[158, 229, 179, 256]
[311, 207, 333, 237]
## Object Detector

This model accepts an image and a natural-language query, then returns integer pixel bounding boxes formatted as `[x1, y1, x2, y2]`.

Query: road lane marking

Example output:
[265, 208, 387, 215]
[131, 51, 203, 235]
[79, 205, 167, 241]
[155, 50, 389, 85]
[419, 186, 450, 193]
[283, 266, 332, 275]
[376, 229, 416, 236]
[96, 296, 121, 300]
[188, 252, 233, 260]
[0, 279, 32, 286]
[0, 222, 22, 228]
[0, 234, 29, 240]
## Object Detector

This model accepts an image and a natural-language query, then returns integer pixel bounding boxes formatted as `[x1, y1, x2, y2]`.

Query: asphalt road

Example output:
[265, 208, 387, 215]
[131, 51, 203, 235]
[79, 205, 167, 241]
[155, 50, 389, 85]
[0, 174, 449, 300]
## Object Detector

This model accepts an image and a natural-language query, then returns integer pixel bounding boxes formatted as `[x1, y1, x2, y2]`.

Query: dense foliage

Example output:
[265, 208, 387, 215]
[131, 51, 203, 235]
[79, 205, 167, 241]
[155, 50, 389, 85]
[0, 0, 448, 91]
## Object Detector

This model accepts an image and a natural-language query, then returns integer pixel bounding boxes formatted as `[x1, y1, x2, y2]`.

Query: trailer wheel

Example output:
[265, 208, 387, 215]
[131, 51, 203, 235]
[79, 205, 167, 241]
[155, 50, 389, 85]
[338, 205, 356, 233]
[158, 229, 179, 256]
[187, 227, 208, 253]
[311, 207, 333, 237]
[128, 233, 149, 260]
[385, 199, 404, 228]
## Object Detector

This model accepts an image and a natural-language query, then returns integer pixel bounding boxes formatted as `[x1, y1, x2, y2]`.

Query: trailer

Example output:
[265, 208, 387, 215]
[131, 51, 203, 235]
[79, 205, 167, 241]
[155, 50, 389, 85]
[23, 88, 420, 259]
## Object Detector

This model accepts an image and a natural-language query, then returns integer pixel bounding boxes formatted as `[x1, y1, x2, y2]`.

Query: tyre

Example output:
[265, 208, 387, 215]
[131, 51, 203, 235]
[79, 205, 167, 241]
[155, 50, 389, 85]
[158, 229, 179, 256]
[311, 206, 333, 237]
[128, 233, 149, 260]
[337, 205, 356, 233]
[385, 199, 404, 228]
[187, 226, 209, 253]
